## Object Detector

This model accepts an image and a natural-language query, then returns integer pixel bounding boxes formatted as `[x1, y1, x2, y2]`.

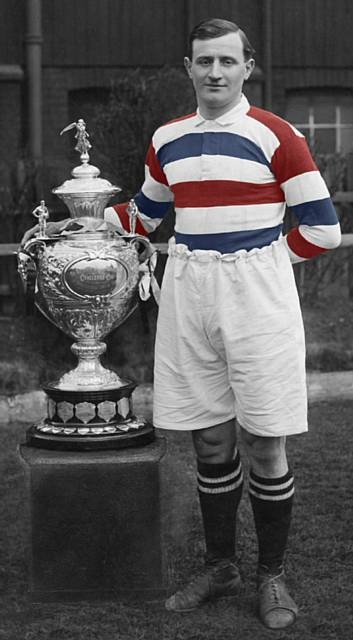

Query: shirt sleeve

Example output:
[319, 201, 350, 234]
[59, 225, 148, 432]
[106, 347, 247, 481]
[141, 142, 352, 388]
[104, 141, 174, 236]
[271, 128, 341, 263]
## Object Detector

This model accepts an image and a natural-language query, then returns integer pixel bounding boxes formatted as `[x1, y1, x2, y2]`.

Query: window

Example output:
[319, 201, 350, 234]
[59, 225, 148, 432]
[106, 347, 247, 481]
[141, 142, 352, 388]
[286, 91, 353, 154]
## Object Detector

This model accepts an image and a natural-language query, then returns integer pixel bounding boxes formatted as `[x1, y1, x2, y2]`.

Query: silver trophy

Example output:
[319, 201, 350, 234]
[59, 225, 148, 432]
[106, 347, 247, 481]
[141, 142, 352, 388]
[18, 119, 155, 450]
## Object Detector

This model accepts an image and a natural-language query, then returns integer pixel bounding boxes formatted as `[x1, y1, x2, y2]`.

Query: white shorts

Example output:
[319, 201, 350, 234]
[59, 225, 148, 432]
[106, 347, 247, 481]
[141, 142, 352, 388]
[153, 239, 308, 437]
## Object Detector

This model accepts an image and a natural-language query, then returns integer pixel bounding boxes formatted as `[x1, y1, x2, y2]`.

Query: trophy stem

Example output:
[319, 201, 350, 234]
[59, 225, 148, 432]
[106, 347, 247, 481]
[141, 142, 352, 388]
[57, 340, 127, 390]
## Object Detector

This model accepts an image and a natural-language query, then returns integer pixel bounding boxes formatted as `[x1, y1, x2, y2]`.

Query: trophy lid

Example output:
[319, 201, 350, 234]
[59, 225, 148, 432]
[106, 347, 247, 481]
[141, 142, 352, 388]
[53, 118, 121, 196]
[52, 119, 121, 218]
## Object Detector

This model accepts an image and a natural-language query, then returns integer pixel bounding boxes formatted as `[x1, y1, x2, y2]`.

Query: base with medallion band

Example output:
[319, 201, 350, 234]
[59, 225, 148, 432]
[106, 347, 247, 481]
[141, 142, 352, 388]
[18, 119, 155, 451]
[26, 382, 154, 451]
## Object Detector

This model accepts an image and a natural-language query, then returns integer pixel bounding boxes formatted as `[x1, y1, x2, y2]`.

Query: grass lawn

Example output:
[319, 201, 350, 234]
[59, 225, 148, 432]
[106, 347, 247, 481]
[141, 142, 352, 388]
[2, 281, 353, 397]
[1, 400, 353, 639]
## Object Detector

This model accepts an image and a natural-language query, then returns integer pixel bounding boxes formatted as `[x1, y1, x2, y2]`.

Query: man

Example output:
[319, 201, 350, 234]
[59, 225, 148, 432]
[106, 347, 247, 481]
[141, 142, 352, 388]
[24, 18, 341, 630]
[105, 18, 340, 629]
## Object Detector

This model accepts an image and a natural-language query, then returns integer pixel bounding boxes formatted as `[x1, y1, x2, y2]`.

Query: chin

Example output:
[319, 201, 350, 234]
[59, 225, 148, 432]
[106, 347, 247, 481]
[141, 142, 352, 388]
[204, 99, 227, 109]
[203, 93, 225, 103]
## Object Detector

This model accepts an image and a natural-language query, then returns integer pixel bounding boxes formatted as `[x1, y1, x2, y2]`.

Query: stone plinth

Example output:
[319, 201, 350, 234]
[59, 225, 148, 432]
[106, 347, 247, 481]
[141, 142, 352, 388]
[19, 437, 167, 602]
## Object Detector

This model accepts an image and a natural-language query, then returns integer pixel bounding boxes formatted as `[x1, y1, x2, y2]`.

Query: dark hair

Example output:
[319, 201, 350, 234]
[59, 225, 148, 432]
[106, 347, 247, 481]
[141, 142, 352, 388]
[188, 18, 255, 61]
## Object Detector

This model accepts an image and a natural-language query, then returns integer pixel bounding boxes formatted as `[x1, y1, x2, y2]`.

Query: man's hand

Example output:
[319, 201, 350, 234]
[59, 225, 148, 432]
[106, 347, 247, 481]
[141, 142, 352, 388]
[20, 219, 72, 247]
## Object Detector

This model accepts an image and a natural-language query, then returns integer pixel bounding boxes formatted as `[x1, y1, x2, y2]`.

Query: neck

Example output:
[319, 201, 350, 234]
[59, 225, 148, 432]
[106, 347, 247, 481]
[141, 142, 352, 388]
[199, 95, 243, 120]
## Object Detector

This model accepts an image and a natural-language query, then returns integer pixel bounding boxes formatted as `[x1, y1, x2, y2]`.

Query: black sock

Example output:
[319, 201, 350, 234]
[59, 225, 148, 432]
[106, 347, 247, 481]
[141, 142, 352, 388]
[249, 468, 294, 574]
[197, 449, 243, 564]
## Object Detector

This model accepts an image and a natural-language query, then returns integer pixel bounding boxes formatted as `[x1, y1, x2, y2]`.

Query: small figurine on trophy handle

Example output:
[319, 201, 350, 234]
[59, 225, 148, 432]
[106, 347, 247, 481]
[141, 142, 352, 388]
[17, 200, 49, 308]
[126, 199, 152, 262]
[31, 200, 49, 238]
[127, 199, 138, 235]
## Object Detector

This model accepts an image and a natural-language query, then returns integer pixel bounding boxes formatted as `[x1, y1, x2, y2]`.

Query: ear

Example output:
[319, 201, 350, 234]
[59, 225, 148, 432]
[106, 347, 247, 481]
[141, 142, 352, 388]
[184, 56, 193, 78]
[244, 58, 255, 81]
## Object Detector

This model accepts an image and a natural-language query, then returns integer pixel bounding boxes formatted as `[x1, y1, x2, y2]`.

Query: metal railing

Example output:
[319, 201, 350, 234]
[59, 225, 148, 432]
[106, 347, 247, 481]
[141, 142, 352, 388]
[0, 242, 170, 256]
[1, 236, 353, 257]
[0, 233, 353, 317]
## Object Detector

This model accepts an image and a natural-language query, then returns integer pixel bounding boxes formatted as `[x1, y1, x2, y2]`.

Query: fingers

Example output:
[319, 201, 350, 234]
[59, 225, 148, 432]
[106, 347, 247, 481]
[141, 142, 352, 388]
[47, 220, 71, 234]
[20, 219, 73, 247]
[20, 225, 39, 247]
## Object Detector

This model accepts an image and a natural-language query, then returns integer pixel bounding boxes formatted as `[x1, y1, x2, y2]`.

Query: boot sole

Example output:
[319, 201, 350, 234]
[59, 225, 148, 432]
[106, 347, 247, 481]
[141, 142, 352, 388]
[165, 583, 242, 612]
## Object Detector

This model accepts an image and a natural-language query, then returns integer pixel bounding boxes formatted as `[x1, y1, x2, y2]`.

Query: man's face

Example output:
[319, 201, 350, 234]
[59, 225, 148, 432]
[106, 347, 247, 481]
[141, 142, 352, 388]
[184, 32, 254, 118]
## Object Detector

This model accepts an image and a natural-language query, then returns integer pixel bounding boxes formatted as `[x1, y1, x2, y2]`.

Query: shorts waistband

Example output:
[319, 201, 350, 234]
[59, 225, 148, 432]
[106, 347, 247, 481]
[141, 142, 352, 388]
[168, 237, 285, 263]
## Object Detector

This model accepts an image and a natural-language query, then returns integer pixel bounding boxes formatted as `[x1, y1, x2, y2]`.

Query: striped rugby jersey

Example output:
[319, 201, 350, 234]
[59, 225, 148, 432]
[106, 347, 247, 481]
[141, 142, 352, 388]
[105, 94, 341, 261]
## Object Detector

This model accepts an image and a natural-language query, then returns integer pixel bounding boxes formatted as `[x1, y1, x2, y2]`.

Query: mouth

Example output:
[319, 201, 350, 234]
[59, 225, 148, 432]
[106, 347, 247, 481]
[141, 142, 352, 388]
[204, 84, 227, 89]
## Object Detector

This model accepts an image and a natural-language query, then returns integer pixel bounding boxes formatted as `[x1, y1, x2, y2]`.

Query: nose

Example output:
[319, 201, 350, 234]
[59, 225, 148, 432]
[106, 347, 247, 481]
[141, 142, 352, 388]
[208, 60, 223, 80]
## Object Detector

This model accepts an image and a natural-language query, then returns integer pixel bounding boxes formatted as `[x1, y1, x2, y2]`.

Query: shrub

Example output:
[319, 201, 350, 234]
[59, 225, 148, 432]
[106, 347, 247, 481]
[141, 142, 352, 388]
[0, 155, 38, 244]
[91, 66, 196, 196]
[289, 152, 350, 302]
[91, 66, 196, 241]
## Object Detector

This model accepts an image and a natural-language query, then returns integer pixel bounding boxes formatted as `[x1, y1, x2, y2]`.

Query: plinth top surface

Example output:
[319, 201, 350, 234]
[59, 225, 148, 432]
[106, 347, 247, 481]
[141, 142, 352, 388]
[19, 437, 166, 465]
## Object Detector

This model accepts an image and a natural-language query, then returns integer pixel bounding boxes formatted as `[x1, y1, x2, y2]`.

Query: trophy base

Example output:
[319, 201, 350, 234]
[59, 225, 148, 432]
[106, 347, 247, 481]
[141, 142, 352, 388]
[26, 422, 154, 451]
[26, 381, 154, 451]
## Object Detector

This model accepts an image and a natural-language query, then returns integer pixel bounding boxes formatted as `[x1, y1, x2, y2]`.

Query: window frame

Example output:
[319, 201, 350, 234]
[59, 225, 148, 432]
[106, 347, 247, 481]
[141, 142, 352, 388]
[286, 91, 353, 154]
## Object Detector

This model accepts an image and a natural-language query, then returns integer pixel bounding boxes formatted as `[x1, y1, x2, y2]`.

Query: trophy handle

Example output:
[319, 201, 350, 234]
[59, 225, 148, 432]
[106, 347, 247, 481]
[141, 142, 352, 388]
[126, 236, 160, 304]
[127, 234, 152, 259]
[17, 249, 36, 314]
[17, 239, 46, 314]
[21, 237, 47, 258]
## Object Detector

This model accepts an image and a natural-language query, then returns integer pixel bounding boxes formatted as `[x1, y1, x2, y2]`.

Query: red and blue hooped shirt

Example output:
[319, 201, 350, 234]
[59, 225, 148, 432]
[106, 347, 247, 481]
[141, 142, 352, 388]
[105, 95, 341, 262]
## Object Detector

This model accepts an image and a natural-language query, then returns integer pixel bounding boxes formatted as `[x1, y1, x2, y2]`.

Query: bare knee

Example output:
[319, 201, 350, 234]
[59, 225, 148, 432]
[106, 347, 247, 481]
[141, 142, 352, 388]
[240, 428, 288, 477]
[192, 420, 236, 464]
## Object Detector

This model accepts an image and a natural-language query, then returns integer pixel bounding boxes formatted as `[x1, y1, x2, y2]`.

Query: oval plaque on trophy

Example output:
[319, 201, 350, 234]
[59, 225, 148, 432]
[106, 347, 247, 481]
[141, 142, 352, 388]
[63, 257, 128, 298]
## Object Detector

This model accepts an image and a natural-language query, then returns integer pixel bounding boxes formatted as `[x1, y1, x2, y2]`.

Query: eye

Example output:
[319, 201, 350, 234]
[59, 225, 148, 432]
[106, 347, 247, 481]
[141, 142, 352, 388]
[197, 58, 212, 66]
[222, 58, 236, 66]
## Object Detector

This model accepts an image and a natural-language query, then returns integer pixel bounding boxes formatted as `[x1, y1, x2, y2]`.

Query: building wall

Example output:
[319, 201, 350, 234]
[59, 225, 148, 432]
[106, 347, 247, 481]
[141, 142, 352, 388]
[271, 0, 353, 116]
[41, 0, 263, 67]
[39, 0, 265, 196]
[0, 0, 24, 185]
[272, 0, 353, 68]
[1, 0, 353, 197]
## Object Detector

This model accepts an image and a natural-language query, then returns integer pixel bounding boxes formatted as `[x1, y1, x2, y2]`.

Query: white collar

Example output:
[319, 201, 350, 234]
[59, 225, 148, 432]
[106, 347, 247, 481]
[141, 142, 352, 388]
[194, 94, 250, 127]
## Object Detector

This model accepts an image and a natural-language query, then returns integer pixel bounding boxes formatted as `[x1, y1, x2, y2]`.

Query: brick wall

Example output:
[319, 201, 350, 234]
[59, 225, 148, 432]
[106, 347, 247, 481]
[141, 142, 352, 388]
[0, 82, 23, 184]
